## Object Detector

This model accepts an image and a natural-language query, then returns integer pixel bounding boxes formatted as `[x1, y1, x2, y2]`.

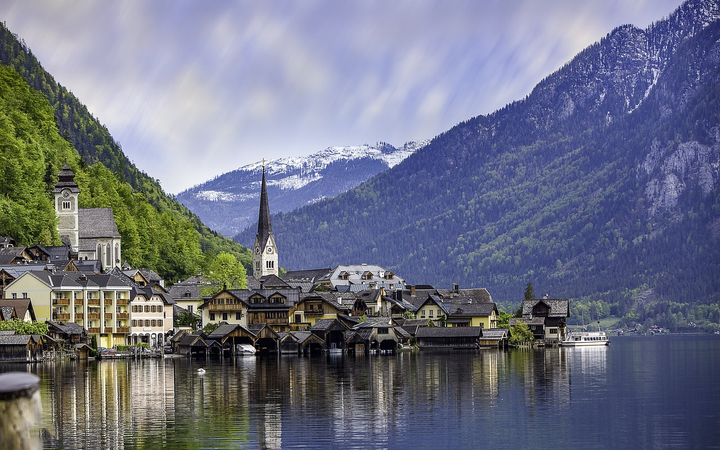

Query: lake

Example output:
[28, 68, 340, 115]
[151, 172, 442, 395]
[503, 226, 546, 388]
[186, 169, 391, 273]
[2, 334, 719, 449]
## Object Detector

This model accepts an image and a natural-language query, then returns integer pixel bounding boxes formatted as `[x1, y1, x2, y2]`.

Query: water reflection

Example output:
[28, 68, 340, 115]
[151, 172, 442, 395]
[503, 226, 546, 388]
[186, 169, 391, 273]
[3, 336, 717, 449]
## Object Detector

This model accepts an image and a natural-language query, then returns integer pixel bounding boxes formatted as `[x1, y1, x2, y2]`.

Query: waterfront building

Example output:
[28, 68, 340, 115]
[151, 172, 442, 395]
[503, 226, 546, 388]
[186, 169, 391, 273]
[129, 286, 174, 348]
[3, 270, 132, 348]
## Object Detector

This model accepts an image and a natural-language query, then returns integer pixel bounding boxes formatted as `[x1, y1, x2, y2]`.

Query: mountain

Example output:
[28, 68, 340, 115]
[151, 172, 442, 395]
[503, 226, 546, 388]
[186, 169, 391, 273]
[0, 23, 251, 282]
[177, 141, 427, 236]
[236, 0, 720, 324]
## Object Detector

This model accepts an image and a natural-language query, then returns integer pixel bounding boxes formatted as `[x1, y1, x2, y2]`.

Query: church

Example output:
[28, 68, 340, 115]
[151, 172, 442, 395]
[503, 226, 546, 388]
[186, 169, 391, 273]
[252, 165, 278, 278]
[53, 163, 122, 270]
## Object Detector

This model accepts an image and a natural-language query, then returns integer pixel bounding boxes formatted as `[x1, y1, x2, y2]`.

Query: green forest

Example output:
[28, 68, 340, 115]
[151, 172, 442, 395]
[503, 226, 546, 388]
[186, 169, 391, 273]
[237, 20, 720, 331]
[0, 24, 251, 283]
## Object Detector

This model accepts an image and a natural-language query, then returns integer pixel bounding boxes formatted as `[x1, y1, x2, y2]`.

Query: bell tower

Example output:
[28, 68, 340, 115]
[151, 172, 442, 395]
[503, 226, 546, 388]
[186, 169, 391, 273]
[53, 162, 81, 252]
[253, 165, 278, 277]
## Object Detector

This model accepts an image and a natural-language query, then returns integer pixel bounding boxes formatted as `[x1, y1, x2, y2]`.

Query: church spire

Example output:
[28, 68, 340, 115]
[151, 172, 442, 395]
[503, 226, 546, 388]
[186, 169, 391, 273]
[253, 164, 278, 277]
[256, 164, 273, 249]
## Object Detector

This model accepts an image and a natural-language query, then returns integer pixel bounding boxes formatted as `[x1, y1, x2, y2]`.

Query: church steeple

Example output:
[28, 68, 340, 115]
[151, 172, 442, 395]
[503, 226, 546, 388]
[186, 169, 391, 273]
[253, 164, 278, 277]
[53, 162, 81, 251]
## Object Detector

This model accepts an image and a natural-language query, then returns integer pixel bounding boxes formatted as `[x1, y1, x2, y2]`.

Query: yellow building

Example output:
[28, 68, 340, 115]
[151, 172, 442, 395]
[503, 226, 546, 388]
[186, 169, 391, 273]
[4, 270, 132, 348]
[292, 292, 352, 329]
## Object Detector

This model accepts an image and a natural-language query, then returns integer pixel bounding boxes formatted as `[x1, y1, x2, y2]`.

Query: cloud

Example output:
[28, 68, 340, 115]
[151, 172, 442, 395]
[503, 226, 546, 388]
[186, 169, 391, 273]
[1, 0, 684, 193]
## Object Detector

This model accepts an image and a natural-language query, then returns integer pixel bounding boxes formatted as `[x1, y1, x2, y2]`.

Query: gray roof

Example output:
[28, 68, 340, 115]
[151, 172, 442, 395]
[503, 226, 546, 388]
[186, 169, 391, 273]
[283, 268, 332, 282]
[416, 327, 483, 338]
[47, 321, 86, 336]
[79, 208, 120, 239]
[521, 299, 570, 318]
[437, 287, 493, 303]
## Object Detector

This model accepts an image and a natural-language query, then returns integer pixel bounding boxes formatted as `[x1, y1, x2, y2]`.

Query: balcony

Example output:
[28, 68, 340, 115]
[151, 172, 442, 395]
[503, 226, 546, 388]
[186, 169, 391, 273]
[208, 304, 243, 312]
[73, 299, 83, 305]
[75, 313, 84, 319]
[116, 299, 129, 305]
[87, 299, 100, 306]
[104, 299, 113, 306]
[87, 313, 100, 320]
[104, 313, 113, 319]
[54, 313, 70, 321]
[117, 313, 129, 319]
[53, 298, 70, 306]
[88, 327, 100, 334]
[116, 327, 129, 334]
[305, 308, 325, 316]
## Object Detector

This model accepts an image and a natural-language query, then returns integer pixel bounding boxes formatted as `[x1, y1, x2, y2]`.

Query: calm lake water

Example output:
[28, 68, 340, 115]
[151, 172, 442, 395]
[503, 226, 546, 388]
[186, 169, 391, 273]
[2, 334, 719, 449]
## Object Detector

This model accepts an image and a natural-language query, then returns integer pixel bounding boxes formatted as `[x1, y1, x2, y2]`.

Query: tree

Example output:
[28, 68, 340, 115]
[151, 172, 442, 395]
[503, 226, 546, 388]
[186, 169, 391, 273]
[175, 311, 198, 329]
[202, 252, 247, 297]
[497, 311, 513, 329]
[509, 321, 534, 346]
[524, 282, 535, 300]
[203, 322, 220, 334]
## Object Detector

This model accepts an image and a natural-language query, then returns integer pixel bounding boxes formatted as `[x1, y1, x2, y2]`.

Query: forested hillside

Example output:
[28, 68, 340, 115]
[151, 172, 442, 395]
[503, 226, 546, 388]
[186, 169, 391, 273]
[0, 23, 251, 282]
[237, 0, 720, 329]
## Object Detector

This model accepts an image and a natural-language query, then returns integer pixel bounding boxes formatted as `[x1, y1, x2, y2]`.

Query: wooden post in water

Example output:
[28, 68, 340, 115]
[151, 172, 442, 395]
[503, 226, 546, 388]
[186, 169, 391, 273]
[0, 372, 42, 450]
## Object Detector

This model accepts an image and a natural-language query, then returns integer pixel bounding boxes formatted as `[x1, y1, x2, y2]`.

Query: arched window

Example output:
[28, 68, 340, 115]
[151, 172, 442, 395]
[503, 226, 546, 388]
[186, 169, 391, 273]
[105, 244, 111, 266]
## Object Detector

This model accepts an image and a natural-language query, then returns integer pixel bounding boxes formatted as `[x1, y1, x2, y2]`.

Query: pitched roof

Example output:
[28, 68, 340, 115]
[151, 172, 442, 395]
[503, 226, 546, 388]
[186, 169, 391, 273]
[521, 299, 570, 318]
[79, 208, 120, 239]
[437, 287, 493, 303]
[0, 299, 34, 321]
[416, 327, 483, 338]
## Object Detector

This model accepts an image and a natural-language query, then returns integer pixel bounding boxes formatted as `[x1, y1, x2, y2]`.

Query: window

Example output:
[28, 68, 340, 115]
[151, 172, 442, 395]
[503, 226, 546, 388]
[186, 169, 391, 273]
[62, 201, 71, 210]
[209, 313, 216, 321]
[295, 314, 301, 323]
[11, 293, 17, 299]
[145, 305, 150, 313]
[420, 309, 425, 318]
[132, 320, 137, 327]
[429, 310, 434, 317]
[22, 292, 27, 299]
[378, 327, 388, 334]
[188, 305, 193, 313]
[222, 313, 228, 321]
[235, 313, 241, 320]
[266, 261, 274, 269]
[151, 320, 156, 327]
[151, 305, 156, 313]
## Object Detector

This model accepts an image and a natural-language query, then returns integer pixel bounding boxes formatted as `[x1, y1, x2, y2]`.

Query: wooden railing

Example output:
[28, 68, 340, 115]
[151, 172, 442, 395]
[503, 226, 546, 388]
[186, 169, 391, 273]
[104, 328, 113, 334]
[104, 313, 113, 319]
[208, 304, 243, 312]
[116, 313, 129, 319]
[53, 298, 70, 306]
[75, 313, 84, 319]
[104, 299, 113, 306]
[88, 327, 100, 334]
[54, 313, 70, 321]
[116, 299, 129, 305]
[116, 327, 130, 333]
[87, 299, 100, 306]
[87, 313, 100, 320]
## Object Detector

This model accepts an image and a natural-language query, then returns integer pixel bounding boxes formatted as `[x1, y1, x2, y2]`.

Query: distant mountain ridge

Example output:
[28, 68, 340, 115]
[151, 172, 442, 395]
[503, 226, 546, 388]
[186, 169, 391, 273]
[235, 0, 720, 316]
[177, 141, 428, 236]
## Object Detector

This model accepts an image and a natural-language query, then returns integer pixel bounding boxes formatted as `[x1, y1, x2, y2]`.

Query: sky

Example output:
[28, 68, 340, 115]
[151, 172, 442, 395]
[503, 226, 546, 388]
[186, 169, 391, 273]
[2, 0, 683, 194]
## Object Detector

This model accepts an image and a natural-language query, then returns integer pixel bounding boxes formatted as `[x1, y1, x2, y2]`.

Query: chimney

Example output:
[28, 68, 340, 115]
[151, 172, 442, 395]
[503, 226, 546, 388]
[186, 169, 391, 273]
[453, 283, 459, 293]
[410, 285, 416, 297]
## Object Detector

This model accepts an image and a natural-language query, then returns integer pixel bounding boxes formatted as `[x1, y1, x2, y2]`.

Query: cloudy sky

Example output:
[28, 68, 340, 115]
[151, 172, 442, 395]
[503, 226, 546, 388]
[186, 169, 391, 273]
[3, 0, 682, 194]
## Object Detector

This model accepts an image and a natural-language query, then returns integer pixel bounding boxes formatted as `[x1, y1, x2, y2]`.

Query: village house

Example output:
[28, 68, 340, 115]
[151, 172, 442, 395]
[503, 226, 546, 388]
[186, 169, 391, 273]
[129, 285, 174, 348]
[513, 298, 570, 343]
[316, 264, 407, 292]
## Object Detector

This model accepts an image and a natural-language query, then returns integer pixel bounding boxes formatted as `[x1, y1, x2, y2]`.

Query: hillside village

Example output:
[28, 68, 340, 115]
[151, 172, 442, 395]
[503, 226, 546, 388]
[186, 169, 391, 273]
[0, 164, 569, 361]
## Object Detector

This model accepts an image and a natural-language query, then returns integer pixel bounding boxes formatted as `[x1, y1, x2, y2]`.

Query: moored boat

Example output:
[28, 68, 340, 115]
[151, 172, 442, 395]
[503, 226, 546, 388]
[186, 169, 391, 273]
[560, 330, 610, 347]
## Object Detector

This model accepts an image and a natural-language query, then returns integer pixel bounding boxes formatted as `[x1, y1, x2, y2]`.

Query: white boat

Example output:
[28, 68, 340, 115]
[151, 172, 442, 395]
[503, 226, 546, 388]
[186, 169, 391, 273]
[560, 330, 610, 347]
[236, 344, 257, 355]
